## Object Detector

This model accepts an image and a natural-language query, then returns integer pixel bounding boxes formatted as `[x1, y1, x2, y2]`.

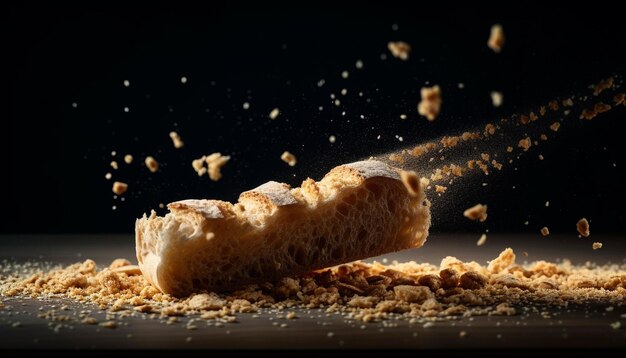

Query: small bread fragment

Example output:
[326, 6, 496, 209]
[487, 24, 505, 53]
[387, 41, 411, 60]
[463, 204, 488, 222]
[540, 227, 550, 236]
[592, 242, 603, 250]
[281, 151, 297, 167]
[418, 85, 442, 121]
[577, 218, 590, 237]
[145, 156, 159, 173]
[136, 160, 431, 296]
[112, 181, 128, 195]
[169, 132, 184, 149]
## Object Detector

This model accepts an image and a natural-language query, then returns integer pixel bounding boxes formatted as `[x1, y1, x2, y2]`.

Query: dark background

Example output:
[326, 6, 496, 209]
[7, 2, 626, 235]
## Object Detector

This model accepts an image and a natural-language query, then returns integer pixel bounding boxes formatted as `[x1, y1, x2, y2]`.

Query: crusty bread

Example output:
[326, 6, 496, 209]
[135, 160, 431, 296]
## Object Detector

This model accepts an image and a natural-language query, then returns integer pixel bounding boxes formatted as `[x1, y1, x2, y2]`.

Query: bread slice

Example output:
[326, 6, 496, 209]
[135, 160, 431, 296]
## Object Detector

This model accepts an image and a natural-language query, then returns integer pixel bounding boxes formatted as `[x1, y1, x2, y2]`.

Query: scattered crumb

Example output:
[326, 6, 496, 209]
[476, 234, 487, 246]
[550, 122, 561, 132]
[281, 151, 297, 167]
[538, 154, 544, 161]
[169, 132, 184, 149]
[459, 331, 467, 338]
[191, 153, 231, 181]
[145, 156, 159, 173]
[435, 185, 447, 193]
[105, 173, 112, 180]
[490, 92, 503, 107]
[593, 77, 613, 96]
[518, 137, 532, 151]
[206, 153, 230, 181]
[112, 181, 128, 195]
[540, 227, 550, 236]
[577, 218, 590, 237]
[487, 24, 505, 53]
[269, 108, 280, 120]
[110, 161, 118, 170]
[418, 85, 442, 121]
[464, 204, 488, 222]
[387, 41, 411, 60]
[286, 312, 296, 320]
[592, 242, 603, 250]
[99, 321, 117, 329]
[329, 135, 336, 143]
[124, 155, 133, 164]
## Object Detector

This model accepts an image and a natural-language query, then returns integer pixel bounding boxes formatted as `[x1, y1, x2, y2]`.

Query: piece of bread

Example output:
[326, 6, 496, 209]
[135, 160, 431, 296]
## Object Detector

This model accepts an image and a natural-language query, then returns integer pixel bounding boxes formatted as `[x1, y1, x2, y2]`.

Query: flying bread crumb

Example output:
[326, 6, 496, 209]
[145, 156, 159, 173]
[592, 242, 603, 250]
[580, 108, 597, 120]
[562, 98, 574, 107]
[490, 92, 503, 107]
[124, 155, 133, 164]
[329, 135, 336, 143]
[594, 102, 611, 114]
[281, 151, 297, 167]
[538, 154, 544, 160]
[477, 234, 487, 246]
[518, 137, 531, 151]
[484, 124, 496, 136]
[464, 204, 488, 222]
[577, 218, 590, 237]
[614, 93, 625, 106]
[418, 85, 442, 121]
[593, 77, 613, 96]
[550, 122, 561, 132]
[169, 132, 184, 149]
[400, 170, 421, 197]
[112, 181, 128, 195]
[540, 227, 550, 236]
[269, 108, 280, 120]
[487, 24, 505, 53]
[105, 173, 112, 180]
[205, 153, 230, 181]
[110, 161, 118, 170]
[435, 185, 447, 193]
[610, 322, 621, 330]
[540, 134, 548, 141]
[387, 41, 411, 60]
[506, 146, 513, 153]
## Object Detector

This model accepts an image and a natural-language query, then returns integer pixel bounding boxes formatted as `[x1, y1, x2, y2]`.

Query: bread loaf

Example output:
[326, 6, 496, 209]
[135, 160, 431, 296]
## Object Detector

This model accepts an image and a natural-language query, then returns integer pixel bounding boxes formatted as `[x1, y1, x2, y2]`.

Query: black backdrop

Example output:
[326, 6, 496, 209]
[7, 2, 626, 235]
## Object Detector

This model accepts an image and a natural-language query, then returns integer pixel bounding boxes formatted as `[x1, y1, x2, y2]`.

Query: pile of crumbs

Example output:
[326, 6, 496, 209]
[2, 248, 625, 328]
